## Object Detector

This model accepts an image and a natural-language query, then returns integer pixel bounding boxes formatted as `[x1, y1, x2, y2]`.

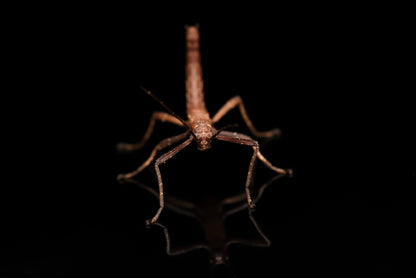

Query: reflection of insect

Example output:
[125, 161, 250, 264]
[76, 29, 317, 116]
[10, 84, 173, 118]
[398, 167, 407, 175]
[117, 25, 292, 225]
[124, 173, 285, 269]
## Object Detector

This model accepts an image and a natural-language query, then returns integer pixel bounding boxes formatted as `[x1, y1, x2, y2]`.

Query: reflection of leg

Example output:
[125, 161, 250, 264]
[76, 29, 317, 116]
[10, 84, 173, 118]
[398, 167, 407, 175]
[222, 174, 285, 216]
[223, 210, 272, 251]
[224, 211, 271, 251]
[212, 96, 281, 139]
[248, 209, 271, 247]
[148, 137, 193, 224]
[117, 111, 183, 153]
[153, 222, 209, 256]
[117, 132, 189, 181]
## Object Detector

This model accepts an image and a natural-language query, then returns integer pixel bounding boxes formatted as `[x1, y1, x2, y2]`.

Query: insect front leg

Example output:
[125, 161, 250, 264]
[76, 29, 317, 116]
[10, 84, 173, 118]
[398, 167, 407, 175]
[215, 131, 260, 208]
[216, 131, 292, 208]
[147, 137, 193, 225]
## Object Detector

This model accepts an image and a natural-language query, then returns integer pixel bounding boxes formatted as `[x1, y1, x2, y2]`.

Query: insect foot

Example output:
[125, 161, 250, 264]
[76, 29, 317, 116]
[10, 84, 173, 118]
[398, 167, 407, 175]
[270, 128, 282, 138]
[145, 219, 152, 228]
[286, 168, 294, 177]
[116, 174, 127, 182]
[145, 218, 158, 228]
[116, 142, 131, 153]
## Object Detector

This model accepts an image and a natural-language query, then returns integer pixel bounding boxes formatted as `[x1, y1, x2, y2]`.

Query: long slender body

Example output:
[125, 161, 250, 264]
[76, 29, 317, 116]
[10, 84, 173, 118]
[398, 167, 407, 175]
[186, 27, 209, 120]
[185, 27, 215, 151]
[117, 25, 292, 225]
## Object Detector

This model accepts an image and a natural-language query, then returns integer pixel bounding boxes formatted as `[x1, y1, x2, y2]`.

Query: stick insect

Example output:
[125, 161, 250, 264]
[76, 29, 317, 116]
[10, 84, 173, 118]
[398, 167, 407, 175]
[117, 25, 292, 225]
[124, 173, 285, 269]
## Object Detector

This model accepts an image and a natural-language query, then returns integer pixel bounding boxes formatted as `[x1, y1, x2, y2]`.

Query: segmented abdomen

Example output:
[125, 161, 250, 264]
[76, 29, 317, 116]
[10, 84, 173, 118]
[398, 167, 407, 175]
[185, 26, 209, 120]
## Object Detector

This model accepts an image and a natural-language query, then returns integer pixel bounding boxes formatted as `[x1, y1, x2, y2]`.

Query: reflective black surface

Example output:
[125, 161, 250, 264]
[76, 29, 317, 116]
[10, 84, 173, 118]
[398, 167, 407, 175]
[4, 9, 414, 278]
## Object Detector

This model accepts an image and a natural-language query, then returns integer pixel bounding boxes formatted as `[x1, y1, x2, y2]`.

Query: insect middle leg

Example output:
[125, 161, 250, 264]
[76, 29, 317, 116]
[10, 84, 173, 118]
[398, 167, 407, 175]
[212, 96, 281, 139]
[117, 111, 183, 153]
[117, 132, 189, 181]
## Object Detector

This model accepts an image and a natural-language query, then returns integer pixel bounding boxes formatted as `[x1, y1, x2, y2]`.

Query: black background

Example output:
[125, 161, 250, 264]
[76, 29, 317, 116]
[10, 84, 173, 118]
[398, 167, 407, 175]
[3, 5, 414, 278]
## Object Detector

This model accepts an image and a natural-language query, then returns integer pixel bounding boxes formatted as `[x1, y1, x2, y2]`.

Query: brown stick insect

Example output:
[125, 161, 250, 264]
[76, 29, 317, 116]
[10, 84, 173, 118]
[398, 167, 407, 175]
[117, 25, 292, 225]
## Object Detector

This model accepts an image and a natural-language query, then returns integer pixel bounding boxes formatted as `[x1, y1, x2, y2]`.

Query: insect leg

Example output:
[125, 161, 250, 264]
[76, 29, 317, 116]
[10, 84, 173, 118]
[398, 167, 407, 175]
[117, 132, 189, 181]
[149, 137, 193, 224]
[212, 96, 281, 139]
[222, 173, 285, 216]
[215, 131, 260, 208]
[117, 111, 183, 153]
[257, 151, 293, 176]
[121, 178, 197, 218]
[216, 131, 292, 208]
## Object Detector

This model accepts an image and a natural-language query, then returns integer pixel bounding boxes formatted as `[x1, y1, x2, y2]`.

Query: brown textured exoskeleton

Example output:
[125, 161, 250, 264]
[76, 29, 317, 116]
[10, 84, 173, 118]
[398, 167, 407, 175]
[117, 25, 292, 225]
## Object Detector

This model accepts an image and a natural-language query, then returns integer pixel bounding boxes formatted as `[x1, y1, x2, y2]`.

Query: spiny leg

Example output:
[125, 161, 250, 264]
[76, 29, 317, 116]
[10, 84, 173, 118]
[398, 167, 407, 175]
[117, 111, 183, 153]
[216, 131, 292, 208]
[212, 95, 281, 139]
[149, 137, 193, 225]
[257, 151, 294, 176]
[216, 131, 259, 208]
[117, 132, 189, 181]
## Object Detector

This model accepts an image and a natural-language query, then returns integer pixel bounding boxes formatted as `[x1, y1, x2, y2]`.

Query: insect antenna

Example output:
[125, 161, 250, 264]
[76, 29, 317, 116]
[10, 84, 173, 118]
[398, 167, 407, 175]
[140, 86, 195, 137]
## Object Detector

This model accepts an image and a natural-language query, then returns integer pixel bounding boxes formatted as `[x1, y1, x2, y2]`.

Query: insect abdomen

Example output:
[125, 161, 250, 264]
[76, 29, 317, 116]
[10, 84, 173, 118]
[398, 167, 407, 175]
[185, 26, 209, 119]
